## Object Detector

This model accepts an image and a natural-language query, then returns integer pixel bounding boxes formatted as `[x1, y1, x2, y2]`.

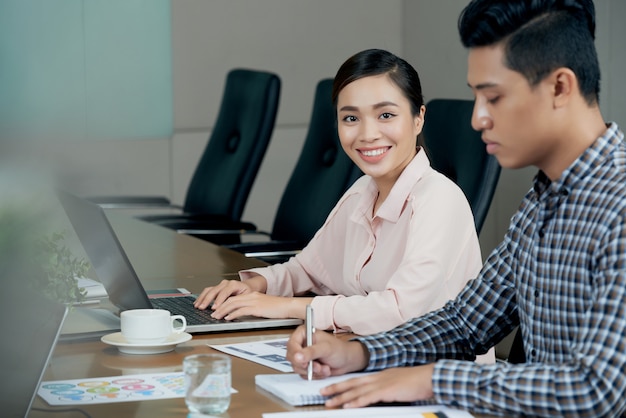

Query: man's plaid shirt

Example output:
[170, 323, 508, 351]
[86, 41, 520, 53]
[356, 123, 626, 417]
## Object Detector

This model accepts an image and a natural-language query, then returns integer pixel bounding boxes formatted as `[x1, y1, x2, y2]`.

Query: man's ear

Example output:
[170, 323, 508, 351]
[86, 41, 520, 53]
[551, 67, 577, 108]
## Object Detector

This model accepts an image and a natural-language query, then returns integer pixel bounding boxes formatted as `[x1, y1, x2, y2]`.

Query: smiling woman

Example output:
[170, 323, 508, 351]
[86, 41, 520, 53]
[194, 50, 492, 364]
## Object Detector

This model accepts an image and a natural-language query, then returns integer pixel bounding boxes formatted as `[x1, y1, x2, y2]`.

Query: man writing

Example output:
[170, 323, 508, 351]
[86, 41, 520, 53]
[286, 0, 626, 416]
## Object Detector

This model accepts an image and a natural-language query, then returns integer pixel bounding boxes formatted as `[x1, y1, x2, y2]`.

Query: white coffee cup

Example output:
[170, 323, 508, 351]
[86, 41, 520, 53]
[120, 309, 187, 344]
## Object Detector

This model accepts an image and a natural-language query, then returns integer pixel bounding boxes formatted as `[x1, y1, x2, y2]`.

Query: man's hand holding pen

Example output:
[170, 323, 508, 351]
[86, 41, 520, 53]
[285, 318, 370, 380]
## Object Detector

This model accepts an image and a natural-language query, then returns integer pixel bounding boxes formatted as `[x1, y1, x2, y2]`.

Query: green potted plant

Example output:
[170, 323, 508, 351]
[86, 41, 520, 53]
[0, 185, 91, 305]
[33, 231, 91, 304]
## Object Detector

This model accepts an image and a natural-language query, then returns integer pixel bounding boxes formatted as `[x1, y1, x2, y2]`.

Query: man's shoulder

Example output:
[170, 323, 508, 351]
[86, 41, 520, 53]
[586, 149, 626, 196]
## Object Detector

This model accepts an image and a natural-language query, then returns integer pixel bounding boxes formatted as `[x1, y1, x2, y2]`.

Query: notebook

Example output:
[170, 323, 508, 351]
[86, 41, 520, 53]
[56, 190, 302, 335]
[255, 373, 445, 408]
[0, 275, 68, 417]
[255, 372, 378, 406]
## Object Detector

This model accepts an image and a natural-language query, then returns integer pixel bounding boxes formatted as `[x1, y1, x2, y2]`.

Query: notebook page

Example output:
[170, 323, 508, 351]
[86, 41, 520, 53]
[255, 373, 377, 406]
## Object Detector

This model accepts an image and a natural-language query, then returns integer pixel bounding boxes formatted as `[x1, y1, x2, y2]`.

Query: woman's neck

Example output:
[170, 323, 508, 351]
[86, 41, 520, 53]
[372, 147, 419, 215]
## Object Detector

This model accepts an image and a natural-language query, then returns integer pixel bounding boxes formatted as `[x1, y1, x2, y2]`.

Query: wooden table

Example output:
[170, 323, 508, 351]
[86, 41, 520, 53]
[31, 329, 310, 417]
[29, 213, 309, 418]
[105, 212, 267, 289]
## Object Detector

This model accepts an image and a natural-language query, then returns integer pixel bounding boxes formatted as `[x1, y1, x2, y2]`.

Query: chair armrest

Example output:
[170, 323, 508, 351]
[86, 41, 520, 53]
[225, 240, 303, 263]
[149, 217, 258, 235]
[243, 249, 301, 258]
[176, 228, 257, 235]
[87, 195, 183, 210]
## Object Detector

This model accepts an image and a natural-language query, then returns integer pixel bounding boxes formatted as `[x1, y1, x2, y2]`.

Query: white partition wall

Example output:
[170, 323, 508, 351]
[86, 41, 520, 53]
[0, 0, 172, 141]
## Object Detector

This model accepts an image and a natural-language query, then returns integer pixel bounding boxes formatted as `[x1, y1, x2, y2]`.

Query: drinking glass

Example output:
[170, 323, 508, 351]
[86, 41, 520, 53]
[183, 353, 231, 415]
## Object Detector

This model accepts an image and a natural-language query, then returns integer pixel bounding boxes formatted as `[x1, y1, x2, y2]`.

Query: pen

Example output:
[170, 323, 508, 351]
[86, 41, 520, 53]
[306, 304, 314, 381]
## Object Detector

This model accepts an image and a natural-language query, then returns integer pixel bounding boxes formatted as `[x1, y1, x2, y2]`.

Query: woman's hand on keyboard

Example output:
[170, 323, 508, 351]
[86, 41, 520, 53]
[193, 276, 267, 311]
[210, 293, 313, 321]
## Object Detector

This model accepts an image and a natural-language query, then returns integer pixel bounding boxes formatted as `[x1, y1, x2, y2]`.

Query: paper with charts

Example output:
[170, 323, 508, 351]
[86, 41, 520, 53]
[38, 372, 235, 405]
[209, 337, 293, 372]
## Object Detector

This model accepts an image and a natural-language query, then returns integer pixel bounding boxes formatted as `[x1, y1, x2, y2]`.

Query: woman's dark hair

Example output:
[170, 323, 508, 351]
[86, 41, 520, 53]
[458, 0, 599, 105]
[331, 49, 424, 115]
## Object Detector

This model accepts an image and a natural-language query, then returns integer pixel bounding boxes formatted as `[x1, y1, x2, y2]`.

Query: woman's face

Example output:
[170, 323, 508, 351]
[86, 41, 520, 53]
[336, 74, 424, 187]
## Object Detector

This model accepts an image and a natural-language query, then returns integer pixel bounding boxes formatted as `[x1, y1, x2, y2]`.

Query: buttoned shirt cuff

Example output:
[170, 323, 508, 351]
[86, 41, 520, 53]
[353, 334, 399, 371]
[310, 295, 341, 332]
[432, 359, 477, 410]
[238, 268, 272, 292]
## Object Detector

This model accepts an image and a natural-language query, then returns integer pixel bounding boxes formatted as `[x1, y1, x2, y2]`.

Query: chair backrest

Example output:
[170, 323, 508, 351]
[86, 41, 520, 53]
[183, 68, 281, 221]
[271, 78, 361, 244]
[420, 98, 501, 234]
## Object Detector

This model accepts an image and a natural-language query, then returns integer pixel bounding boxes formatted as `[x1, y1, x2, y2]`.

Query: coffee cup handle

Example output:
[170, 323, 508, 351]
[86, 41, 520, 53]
[171, 315, 187, 334]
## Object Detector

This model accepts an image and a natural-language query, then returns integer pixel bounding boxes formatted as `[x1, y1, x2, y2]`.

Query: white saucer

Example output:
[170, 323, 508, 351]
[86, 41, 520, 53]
[101, 331, 192, 355]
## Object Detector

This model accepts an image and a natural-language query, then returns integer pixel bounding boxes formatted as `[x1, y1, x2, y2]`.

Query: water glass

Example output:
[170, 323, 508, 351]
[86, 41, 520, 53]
[183, 353, 231, 415]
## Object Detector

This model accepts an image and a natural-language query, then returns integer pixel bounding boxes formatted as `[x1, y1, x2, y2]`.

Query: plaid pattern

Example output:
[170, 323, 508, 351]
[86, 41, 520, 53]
[357, 123, 626, 417]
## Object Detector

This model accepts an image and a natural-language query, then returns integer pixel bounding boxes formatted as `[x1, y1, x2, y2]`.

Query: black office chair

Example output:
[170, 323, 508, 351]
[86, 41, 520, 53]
[420, 98, 501, 234]
[89, 69, 281, 242]
[184, 78, 362, 263]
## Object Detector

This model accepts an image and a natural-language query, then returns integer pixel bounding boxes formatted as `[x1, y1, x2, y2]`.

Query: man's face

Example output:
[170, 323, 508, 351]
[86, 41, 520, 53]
[467, 44, 558, 172]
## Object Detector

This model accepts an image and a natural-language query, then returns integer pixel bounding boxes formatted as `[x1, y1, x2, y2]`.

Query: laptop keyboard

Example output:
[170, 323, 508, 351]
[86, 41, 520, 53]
[151, 296, 231, 326]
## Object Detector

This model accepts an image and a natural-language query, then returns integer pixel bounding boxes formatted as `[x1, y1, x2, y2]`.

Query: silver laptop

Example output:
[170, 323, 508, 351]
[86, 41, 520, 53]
[1, 275, 68, 417]
[56, 190, 302, 334]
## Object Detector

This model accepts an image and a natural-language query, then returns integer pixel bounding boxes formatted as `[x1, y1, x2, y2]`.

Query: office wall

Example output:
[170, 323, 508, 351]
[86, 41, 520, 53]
[6, 1, 624, 258]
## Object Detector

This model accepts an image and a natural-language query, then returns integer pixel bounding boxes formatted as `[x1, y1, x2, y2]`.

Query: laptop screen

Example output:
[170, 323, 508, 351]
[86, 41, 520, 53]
[0, 277, 67, 417]
[56, 190, 153, 313]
